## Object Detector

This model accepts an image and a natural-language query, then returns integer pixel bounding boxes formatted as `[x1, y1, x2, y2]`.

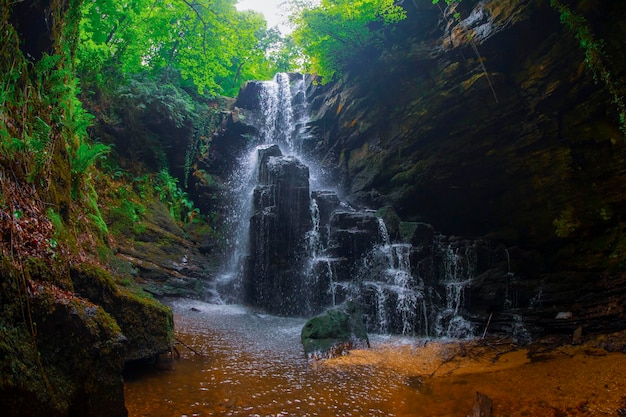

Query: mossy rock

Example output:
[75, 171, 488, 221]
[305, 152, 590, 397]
[301, 302, 369, 359]
[0, 283, 127, 417]
[399, 222, 435, 245]
[376, 206, 401, 241]
[70, 264, 174, 361]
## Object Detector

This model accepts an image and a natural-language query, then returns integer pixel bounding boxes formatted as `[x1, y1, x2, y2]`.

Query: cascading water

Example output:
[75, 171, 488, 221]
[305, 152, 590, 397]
[433, 243, 475, 338]
[215, 72, 512, 338]
[357, 220, 423, 336]
[215, 73, 317, 314]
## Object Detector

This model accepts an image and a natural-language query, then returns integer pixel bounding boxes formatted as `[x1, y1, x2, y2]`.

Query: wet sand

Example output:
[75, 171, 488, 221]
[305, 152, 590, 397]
[327, 334, 626, 416]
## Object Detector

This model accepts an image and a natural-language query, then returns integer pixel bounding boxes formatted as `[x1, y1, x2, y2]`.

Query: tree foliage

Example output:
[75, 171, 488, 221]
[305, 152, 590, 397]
[77, 0, 296, 97]
[288, 0, 406, 81]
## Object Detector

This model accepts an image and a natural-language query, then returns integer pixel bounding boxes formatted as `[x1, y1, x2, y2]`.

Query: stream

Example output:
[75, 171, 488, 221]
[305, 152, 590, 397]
[124, 299, 626, 417]
[124, 298, 423, 417]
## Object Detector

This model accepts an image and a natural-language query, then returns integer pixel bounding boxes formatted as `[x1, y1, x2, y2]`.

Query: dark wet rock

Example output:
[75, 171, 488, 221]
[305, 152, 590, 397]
[376, 206, 402, 241]
[328, 210, 383, 261]
[301, 302, 370, 358]
[311, 190, 342, 224]
[256, 144, 282, 181]
[234, 80, 267, 110]
[111, 201, 212, 299]
[244, 146, 313, 315]
[302, 0, 626, 337]
[1, 283, 128, 417]
[306, 0, 626, 253]
[399, 222, 435, 246]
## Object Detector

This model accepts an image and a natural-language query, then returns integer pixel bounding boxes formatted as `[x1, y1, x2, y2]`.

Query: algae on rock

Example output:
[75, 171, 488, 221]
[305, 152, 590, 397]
[301, 302, 370, 359]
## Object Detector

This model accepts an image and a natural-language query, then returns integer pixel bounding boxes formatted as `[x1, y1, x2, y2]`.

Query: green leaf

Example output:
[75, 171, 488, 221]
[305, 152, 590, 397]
[289, 0, 407, 81]
[77, 0, 295, 96]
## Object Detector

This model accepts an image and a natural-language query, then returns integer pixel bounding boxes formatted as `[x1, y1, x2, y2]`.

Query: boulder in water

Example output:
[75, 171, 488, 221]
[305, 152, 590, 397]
[301, 302, 370, 359]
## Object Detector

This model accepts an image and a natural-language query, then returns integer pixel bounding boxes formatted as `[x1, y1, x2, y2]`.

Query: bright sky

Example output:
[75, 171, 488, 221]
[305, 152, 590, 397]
[236, 0, 291, 33]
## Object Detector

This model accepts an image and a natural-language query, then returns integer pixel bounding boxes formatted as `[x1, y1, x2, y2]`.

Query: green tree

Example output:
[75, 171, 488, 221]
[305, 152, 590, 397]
[288, 0, 406, 81]
[77, 0, 298, 96]
[215, 10, 282, 96]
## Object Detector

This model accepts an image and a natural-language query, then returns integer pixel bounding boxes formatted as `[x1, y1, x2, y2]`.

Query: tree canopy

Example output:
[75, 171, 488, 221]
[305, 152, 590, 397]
[77, 0, 296, 97]
[288, 0, 406, 81]
[77, 0, 411, 93]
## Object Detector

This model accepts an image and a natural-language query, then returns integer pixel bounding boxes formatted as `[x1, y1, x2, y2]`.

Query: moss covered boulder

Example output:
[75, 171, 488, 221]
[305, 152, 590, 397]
[301, 302, 370, 359]
[0, 281, 128, 417]
[70, 264, 174, 361]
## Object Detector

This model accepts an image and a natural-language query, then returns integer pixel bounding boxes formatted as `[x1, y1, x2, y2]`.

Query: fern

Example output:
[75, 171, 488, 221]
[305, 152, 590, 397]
[89, 213, 109, 236]
[117, 73, 195, 128]
[71, 142, 111, 175]
[86, 184, 109, 237]
[0, 131, 23, 160]
[155, 168, 198, 223]
[25, 117, 52, 182]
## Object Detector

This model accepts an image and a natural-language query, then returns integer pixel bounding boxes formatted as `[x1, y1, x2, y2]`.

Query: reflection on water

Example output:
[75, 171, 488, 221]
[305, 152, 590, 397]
[125, 299, 626, 417]
[124, 299, 417, 417]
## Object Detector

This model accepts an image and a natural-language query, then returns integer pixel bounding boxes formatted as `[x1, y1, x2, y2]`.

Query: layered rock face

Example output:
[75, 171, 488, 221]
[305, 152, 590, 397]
[311, 0, 624, 266]
[212, 77, 523, 337]
[207, 0, 626, 338]
[302, 0, 626, 335]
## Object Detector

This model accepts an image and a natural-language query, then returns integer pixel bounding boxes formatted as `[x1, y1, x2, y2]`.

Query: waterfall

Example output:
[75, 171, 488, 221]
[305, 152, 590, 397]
[215, 73, 318, 315]
[433, 243, 475, 338]
[213, 139, 261, 303]
[360, 239, 422, 335]
[214, 72, 514, 339]
[306, 198, 321, 256]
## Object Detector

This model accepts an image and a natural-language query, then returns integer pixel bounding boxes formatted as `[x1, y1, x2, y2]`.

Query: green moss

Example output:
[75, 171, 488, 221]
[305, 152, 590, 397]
[108, 190, 148, 237]
[553, 206, 581, 238]
[85, 183, 109, 237]
[376, 206, 401, 240]
[390, 161, 425, 186]
[46, 208, 64, 235]
[301, 302, 369, 358]
[0, 321, 68, 415]
[399, 222, 435, 245]
[69, 264, 175, 360]
[0, 261, 127, 416]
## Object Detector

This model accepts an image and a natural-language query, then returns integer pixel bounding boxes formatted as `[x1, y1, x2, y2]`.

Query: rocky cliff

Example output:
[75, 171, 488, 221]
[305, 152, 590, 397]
[301, 0, 626, 335]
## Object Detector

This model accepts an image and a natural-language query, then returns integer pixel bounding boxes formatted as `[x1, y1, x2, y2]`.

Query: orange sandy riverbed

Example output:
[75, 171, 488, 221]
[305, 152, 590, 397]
[324, 333, 626, 416]
[124, 300, 626, 417]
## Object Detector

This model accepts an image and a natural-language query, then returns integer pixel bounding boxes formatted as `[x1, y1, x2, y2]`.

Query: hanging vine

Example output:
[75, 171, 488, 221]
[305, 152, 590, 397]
[549, 0, 626, 135]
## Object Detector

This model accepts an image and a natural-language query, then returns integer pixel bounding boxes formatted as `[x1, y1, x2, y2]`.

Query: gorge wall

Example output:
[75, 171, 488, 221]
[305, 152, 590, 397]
[209, 0, 626, 338]
[302, 0, 626, 335]
[306, 0, 624, 257]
